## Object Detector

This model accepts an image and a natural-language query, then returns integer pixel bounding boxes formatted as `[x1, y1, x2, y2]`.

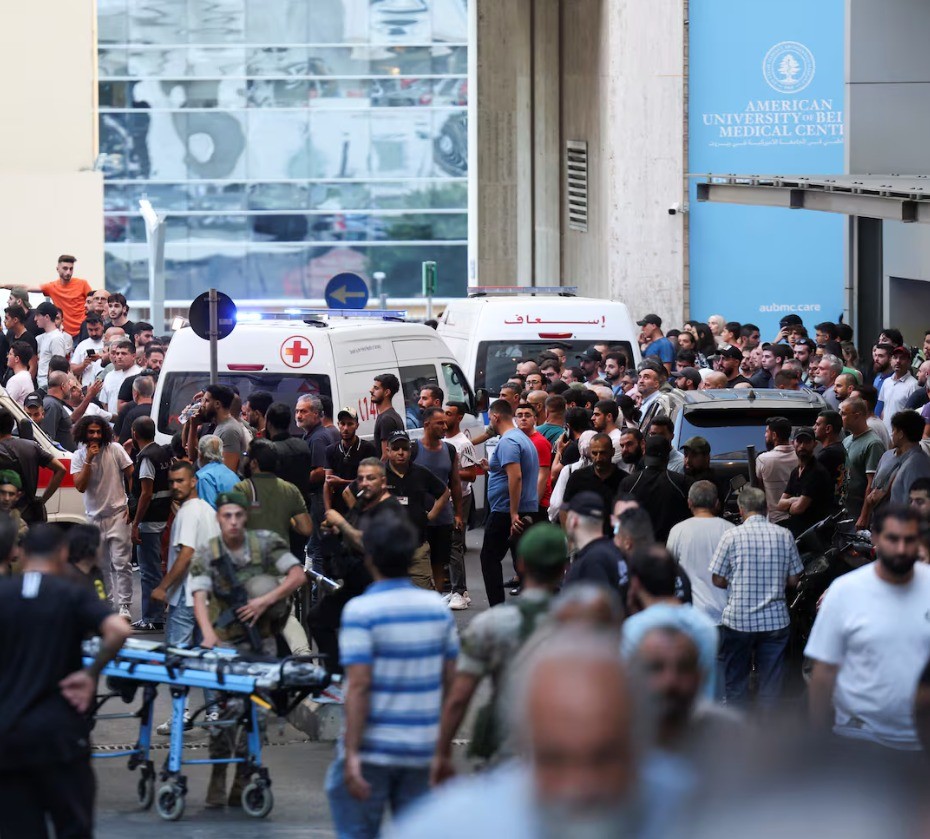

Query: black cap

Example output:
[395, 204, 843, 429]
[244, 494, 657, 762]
[23, 392, 43, 409]
[562, 490, 606, 519]
[719, 345, 743, 361]
[576, 347, 602, 363]
[643, 434, 672, 466]
[791, 426, 815, 441]
[779, 314, 803, 327]
[637, 314, 662, 328]
[387, 430, 411, 448]
[676, 368, 702, 387]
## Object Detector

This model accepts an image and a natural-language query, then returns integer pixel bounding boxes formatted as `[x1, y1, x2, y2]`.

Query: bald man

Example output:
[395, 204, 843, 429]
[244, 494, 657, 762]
[700, 371, 728, 390]
[390, 632, 680, 838]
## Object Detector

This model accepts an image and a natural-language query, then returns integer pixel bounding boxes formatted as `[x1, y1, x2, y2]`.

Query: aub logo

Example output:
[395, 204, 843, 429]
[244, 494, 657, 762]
[763, 41, 816, 94]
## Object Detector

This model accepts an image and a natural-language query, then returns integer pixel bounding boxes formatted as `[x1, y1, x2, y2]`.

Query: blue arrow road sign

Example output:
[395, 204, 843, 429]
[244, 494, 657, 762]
[324, 273, 369, 310]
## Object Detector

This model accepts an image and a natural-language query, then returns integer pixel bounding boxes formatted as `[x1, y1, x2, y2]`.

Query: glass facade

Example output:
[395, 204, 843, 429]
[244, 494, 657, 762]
[97, 0, 469, 302]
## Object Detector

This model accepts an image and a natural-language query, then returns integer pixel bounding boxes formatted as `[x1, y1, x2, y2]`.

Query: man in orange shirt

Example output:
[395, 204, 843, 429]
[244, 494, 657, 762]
[3, 255, 92, 338]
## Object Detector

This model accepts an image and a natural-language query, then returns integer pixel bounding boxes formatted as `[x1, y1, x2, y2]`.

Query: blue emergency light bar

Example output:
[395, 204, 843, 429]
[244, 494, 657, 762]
[235, 309, 408, 323]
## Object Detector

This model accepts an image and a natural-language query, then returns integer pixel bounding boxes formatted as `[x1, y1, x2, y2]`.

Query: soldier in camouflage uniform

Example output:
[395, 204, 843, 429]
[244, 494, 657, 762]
[429, 523, 569, 784]
[189, 490, 306, 808]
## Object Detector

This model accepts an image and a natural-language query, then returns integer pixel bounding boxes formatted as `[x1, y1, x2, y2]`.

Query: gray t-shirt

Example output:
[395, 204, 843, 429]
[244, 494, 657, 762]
[213, 417, 250, 469]
[413, 440, 456, 526]
[41, 396, 74, 452]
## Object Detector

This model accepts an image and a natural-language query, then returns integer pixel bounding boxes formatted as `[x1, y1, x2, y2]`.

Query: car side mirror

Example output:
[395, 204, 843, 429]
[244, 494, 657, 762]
[730, 474, 747, 491]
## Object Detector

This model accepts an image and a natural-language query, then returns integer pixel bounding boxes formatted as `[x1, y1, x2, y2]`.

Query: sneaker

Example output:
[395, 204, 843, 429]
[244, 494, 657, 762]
[131, 619, 157, 632]
[441, 592, 453, 603]
[156, 711, 192, 735]
[448, 593, 469, 611]
[118, 606, 132, 621]
[463, 591, 472, 606]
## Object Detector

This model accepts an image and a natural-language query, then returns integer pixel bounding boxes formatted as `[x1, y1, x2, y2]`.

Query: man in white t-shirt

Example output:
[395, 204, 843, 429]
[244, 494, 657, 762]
[35, 302, 71, 390]
[5, 340, 35, 406]
[806, 504, 930, 752]
[71, 415, 135, 619]
[150, 460, 221, 734]
[100, 339, 141, 414]
[70, 315, 106, 388]
[666, 480, 734, 626]
[444, 401, 479, 610]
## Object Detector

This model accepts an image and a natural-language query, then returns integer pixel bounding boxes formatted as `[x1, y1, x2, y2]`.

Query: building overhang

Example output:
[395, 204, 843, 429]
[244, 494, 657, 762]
[693, 174, 930, 223]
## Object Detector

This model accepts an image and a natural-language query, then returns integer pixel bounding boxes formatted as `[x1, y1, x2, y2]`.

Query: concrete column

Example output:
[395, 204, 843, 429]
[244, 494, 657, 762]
[0, 0, 104, 284]
[475, 0, 534, 285]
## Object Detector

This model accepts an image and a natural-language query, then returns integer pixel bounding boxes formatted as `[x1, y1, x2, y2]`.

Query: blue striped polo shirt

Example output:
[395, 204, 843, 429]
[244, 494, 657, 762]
[339, 578, 459, 766]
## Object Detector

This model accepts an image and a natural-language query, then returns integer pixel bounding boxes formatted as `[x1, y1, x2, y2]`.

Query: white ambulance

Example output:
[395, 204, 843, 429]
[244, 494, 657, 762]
[436, 287, 642, 396]
[151, 310, 484, 454]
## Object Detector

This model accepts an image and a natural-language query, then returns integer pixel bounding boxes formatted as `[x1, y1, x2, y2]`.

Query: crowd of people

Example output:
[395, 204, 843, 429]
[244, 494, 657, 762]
[2, 271, 930, 837]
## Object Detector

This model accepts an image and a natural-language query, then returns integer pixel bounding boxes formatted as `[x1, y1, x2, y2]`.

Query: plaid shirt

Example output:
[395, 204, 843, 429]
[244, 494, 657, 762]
[709, 514, 803, 633]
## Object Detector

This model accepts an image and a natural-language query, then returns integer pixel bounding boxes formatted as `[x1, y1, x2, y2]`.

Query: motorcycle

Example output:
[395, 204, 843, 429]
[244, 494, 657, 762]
[788, 510, 874, 679]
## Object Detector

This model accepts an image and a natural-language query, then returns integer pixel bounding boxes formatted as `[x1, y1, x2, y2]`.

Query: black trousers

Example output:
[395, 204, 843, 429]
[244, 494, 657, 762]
[0, 758, 95, 838]
[426, 524, 453, 590]
[479, 511, 540, 607]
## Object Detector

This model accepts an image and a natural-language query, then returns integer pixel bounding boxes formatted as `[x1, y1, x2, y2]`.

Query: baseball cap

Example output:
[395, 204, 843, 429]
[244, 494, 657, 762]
[576, 347, 602, 363]
[8, 288, 29, 304]
[637, 314, 662, 327]
[682, 436, 711, 454]
[337, 406, 359, 422]
[791, 426, 816, 442]
[892, 345, 913, 360]
[215, 490, 249, 510]
[517, 523, 568, 570]
[0, 470, 22, 490]
[676, 368, 702, 388]
[779, 314, 803, 328]
[23, 393, 43, 409]
[719, 345, 743, 361]
[562, 490, 606, 519]
[387, 430, 411, 448]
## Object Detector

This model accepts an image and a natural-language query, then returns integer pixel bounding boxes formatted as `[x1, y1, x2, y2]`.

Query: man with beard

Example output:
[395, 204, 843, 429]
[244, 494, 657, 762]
[188, 384, 249, 473]
[618, 436, 691, 542]
[793, 338, 816, 386]
[879, 346, 919, 432]
[807, 505, 930, 758]
[561, 434, 623, 526]
[776, 427, 835, 537]
[618, 427, 645, 474]
[323, 407, 378, 514]
[370, 373, 404, 459]
[603, 352, 627, 398]
[872, 342, 894, 397]
[393, 632, 682, 839]
[718, 345, 751, 388]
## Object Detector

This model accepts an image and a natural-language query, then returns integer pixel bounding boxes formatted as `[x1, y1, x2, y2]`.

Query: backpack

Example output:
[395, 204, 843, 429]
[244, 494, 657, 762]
[467, 597, 551, 760]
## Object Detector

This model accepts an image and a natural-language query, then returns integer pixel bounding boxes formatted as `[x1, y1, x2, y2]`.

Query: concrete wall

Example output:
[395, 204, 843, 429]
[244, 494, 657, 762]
[474, 0, 687, 322]
[847, 0, 930, 340]
[0, 0, 104, 286]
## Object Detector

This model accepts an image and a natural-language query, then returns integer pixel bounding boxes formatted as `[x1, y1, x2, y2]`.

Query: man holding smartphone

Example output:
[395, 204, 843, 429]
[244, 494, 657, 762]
[70, 315, 106, 388]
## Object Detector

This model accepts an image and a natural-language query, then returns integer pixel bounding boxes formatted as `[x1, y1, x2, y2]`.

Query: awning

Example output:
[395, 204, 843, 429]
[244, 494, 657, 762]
[693, 174, 930, 223]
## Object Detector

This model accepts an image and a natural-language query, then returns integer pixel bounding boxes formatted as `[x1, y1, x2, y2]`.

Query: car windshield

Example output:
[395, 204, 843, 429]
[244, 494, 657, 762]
[157, 372, 332, 436]
[678, 407, 822, 459]
[476, 339, 635, 393]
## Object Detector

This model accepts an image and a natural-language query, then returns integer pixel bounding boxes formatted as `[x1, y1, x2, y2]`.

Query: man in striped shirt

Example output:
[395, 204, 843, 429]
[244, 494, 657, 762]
[326, 507, 459, 837]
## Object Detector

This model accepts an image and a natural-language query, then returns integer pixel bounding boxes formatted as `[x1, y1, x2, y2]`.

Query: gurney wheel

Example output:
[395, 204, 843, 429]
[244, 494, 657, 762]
[242, 781, 273, 818]
[156, 784, 185, 821]
[137, 774, 155, 810]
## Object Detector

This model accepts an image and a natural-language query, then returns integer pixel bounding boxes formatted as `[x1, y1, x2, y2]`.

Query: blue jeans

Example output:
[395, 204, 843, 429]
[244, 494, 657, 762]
[138, 530, 165, 622]
[165, 600, 196, 647]
[719, 625, 790, 707]
[325, 756, 430, 839]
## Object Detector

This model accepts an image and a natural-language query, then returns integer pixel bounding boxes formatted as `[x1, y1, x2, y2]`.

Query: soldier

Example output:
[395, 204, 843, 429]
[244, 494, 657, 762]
[431, 523, 569, 781]
[188, 491, 306, 809]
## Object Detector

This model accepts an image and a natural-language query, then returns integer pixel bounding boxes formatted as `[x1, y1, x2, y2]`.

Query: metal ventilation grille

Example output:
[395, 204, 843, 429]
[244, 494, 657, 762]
[566, 140, 589, 232]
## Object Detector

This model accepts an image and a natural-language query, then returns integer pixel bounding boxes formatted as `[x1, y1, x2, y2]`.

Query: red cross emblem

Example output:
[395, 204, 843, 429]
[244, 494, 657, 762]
[280, 336, 314, 368]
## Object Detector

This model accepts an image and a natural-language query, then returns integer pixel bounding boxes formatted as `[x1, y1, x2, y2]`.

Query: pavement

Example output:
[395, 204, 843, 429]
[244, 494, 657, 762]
[94, 525, 499, 836]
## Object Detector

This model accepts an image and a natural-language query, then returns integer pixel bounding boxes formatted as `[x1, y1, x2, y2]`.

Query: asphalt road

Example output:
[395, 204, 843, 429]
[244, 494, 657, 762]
[94, 526, 499, 837]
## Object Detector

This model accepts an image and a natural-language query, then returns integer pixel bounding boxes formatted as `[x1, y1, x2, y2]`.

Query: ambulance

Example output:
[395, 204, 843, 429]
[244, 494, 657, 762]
[151, 310, 485, 456]
[436, 287, 642, 395]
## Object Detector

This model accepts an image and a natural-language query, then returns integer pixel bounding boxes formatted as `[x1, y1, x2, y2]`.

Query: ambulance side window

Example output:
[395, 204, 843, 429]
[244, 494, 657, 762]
[398, 364, 440, 430]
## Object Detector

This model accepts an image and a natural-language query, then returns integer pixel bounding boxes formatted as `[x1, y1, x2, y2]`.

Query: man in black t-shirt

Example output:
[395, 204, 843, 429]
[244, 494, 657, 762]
[371, 373, 404, 458]
[0, 525, 131, 837]
[777, 427, 835, 537]
[814, 409, 847, 506]
[382, 430, 449, 589]
[324, 406, 378, 515]
[561, 432, 624, 530]
[563, 491, 623, 593]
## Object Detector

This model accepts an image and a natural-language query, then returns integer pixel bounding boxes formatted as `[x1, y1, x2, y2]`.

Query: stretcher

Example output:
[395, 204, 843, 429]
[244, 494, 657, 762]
[84, 637, 330, 821]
